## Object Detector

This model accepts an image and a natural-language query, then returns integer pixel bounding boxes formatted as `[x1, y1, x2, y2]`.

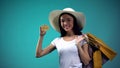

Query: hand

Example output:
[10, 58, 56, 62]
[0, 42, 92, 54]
[40, 25, 49, 36]
[40, 26, 46, 36]
[75, 35, 85, 46]
[82, 34, 89, 42]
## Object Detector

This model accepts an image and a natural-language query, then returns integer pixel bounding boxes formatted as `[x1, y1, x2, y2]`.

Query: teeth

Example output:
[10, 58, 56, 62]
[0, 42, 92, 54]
[64, 25, 69, 28]
[65, 26, 68, 28]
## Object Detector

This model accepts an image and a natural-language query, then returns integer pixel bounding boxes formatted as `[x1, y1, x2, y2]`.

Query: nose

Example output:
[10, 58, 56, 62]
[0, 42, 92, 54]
[63, 21, 68, 25]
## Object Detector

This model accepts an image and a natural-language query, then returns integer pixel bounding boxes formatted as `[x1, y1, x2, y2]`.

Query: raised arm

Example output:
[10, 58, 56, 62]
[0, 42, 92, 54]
[36, 26, 56, 58]
[75, 35, 91, 65]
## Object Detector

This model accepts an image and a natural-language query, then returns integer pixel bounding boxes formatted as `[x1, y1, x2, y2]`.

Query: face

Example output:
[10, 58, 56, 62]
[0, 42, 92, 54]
[60, 14, 74, 32]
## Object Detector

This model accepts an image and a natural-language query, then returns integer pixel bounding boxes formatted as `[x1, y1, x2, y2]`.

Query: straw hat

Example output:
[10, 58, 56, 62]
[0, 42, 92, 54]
[49, 8, 85, 32]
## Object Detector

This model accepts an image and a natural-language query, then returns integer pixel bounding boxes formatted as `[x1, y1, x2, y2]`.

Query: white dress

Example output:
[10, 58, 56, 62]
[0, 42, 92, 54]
[51, 36, 87, 68]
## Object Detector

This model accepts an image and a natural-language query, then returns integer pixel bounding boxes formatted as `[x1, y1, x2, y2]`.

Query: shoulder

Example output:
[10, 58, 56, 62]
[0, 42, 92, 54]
[53, 37, 61, 41]
[51, 37, 61, 45]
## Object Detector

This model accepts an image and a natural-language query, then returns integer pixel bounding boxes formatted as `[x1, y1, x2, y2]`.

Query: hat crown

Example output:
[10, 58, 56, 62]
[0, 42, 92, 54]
[63, 8, 75, 12]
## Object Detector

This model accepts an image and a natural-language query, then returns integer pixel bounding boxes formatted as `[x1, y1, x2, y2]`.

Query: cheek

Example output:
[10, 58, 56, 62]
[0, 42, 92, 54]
[60, 22, 64, 27]
[70, 22, 74, 28]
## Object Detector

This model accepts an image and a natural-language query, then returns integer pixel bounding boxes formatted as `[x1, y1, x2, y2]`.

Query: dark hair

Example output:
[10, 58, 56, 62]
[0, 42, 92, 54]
[58, 12, 82, 37]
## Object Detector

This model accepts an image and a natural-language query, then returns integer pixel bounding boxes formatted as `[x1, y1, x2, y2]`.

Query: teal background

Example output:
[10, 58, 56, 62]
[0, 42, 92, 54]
[0, 0, 120, 68]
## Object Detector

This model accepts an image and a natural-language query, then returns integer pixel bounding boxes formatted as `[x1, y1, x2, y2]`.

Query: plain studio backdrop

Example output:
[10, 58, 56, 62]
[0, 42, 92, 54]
[0, 0, 120, 68]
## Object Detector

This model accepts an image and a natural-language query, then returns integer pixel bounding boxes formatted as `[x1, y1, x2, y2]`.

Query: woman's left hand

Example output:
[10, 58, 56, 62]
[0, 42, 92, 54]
[75, 35, 85, 46]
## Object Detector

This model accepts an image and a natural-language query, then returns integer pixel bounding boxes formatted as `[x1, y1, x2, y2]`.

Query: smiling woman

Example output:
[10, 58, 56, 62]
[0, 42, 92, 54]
[0, 0, 119, 68]
[36, 8, 91, 68]
[36, 7, 117, 68]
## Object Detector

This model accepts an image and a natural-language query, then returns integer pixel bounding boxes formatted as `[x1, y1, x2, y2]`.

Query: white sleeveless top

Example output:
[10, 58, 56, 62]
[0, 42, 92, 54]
[51, 36, 87, 68]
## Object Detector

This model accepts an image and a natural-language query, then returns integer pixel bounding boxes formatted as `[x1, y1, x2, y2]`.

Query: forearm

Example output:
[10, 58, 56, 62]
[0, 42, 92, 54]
[36, 36, 44, 57]
[77, 45, 88, 59]
[77, 44, 91, 65]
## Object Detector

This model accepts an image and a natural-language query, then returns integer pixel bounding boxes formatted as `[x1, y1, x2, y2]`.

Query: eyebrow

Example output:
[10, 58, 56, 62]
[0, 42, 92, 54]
[60, 17, 72, 20]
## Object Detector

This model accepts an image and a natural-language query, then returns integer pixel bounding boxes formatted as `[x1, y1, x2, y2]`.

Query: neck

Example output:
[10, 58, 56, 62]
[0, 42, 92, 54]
[66, 31, 75, 36]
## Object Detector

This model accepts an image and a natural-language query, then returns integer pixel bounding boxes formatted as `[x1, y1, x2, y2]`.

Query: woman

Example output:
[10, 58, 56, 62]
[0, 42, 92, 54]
[36, 8, 91, 68]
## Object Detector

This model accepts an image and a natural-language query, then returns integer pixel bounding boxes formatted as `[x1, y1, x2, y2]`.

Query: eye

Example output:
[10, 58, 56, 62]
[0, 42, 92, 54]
[67, 19, 71, 21]
[61, 19, 65, 23]
[67, 18, 72, 22]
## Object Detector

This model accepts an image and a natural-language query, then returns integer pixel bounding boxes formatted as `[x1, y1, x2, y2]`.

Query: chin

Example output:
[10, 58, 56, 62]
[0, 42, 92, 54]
[65, 29, 72, 32]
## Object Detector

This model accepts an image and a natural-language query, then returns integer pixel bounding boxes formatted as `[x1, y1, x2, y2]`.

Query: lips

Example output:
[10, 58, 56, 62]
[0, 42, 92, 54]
[63, 25, 71, 30]
[64, 25, 70, 28]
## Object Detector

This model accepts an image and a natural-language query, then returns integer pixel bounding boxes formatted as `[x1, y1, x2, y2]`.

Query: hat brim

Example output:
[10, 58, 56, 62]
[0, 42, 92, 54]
[49, 10, 85, 32]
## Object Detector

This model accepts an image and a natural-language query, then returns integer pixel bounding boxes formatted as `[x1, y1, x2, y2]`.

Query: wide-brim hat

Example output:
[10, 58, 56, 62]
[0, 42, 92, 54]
[49, 8, 85, 32]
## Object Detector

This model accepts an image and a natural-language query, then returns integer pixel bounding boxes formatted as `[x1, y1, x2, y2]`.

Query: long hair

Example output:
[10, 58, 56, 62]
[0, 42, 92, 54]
[58, 12, 83, 37]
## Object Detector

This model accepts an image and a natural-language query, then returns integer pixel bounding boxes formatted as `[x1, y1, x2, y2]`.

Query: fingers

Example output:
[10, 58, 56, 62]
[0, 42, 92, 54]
[78, 36, 84, 41]
[82, 34, 89, 42]
[75, 35, 85, 44]
[40, 26, 46, 36]
[40, 26, 44, 32]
